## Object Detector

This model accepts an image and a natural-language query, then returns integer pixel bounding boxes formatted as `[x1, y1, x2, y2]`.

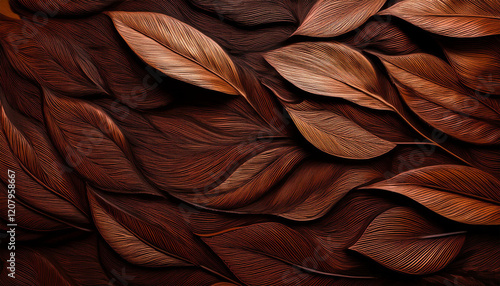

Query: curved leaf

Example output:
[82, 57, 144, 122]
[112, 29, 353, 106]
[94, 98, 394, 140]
[0, 20, 106, 95]
[350, 207, 466, 275]
[379, 53, 500, 145]
[286, 103, 396, 159]
[361, 165, 500, 225]
[42, 88, 158, 196]
[107, 11, 282, 127]
[265, 42, 395, 111]
[294, 0, 386, 37]
[380, 0, 500, 37]
[441, 37, 500, 95]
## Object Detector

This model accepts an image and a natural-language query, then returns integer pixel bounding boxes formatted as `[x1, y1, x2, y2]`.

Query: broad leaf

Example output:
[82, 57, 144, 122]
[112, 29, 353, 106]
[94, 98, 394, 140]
[265, 42, 395, 111]
[350, 207, 466, 275]
[379, 53, 500, 144]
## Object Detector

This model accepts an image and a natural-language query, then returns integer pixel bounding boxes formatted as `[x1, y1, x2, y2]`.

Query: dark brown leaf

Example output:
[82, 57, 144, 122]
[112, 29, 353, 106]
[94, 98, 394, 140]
[350, 207, 466, 275]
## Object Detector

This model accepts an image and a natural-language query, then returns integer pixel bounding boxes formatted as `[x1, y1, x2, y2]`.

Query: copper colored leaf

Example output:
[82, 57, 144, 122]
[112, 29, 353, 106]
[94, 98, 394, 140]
[294, 0, 386, 37]
[107, 11, 241, 95]
[441, 37, 500, 95]
[361, 165, 500, 225]
[350, 207, 466, 275]
[380, 0, 500, 37]
[265, 42, 394, 111]
[107, 11, 281, 127]
[42, 88, 158, 196]
[286, 104, 396, 159]
[379, 53, 500, 145]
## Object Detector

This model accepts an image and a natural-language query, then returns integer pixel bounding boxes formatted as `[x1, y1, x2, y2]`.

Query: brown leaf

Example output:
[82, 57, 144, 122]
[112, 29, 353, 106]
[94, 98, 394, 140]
[88, 187, 236, 282]
[294, 0, 386, 37]
[350, 207, 466, 275]
[0, 20, 107, 96]
[361, 165, 500, 225]
[42, 88, 158, 196]
[380, 0, 500, 37]
[265, 42, 395, 111]
[285, 102, 396, 159]
[107, 11, 282, 127]
[379, 53, 500, 145]
[1, 89, 88, 216]
[346, 20, 420, 55]
[441, 37, 500, 95]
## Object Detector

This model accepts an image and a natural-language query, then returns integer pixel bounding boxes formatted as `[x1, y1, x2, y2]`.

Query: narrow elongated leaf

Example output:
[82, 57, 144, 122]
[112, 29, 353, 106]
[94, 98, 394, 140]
[286, 103, 396, 159]
[294, 0, 386, 37]
[90, 192, 190, 267]
[43, 88, 158, 196]
[379, 53, 500, 144]
[361, 165, 500, 225]
[265, 42, 394, 111]
[380, 0, 500, 37]
[350, 207, 466, 275]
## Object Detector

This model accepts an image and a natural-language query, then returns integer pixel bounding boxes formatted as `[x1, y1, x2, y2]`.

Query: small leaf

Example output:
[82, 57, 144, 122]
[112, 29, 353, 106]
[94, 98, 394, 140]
[350, 207, 466, 275]
[380, 0, 500, 37]
[361, 165, 500, 225]
[294, 0, 386, 37]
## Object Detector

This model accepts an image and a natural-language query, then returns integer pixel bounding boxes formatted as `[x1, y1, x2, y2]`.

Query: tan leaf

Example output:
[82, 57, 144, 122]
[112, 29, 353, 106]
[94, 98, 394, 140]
[286, 103, 396, 159]
[294, 0, 386, 37]
[380, 0, 500, 37]
[265, 42, 394, 111]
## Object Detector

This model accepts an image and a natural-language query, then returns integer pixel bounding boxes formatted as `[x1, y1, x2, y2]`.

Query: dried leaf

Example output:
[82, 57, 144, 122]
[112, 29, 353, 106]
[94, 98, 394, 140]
[350, 207, 466, 275]
[380, 0, 500, 37]
[294, 0, 386, 37]
[42, 88, 158, 196]
[441, 37, 500, 95]
[0, 20, 107, 95]
[379, 53, 500, 144]
[265, 42, 395, 111]
[361, 165, 500, 225]
[286, 103, 396, 159]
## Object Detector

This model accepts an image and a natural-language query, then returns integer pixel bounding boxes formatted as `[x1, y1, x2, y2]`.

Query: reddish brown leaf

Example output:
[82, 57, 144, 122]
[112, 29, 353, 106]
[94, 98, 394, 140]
[350, 207, 466, 275]
[362, 165, 500, 225]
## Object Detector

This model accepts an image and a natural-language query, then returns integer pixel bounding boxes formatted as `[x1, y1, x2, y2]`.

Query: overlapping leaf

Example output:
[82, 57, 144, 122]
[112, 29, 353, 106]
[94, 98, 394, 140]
[350, 207, 466, 275]
[380, 0, 500, 37]
[361, 165, 500, 225]
[294, 0, 386, 37]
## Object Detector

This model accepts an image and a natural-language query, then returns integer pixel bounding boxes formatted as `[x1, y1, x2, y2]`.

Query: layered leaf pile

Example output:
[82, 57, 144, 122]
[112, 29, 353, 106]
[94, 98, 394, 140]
[1, 0, 500, 285]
